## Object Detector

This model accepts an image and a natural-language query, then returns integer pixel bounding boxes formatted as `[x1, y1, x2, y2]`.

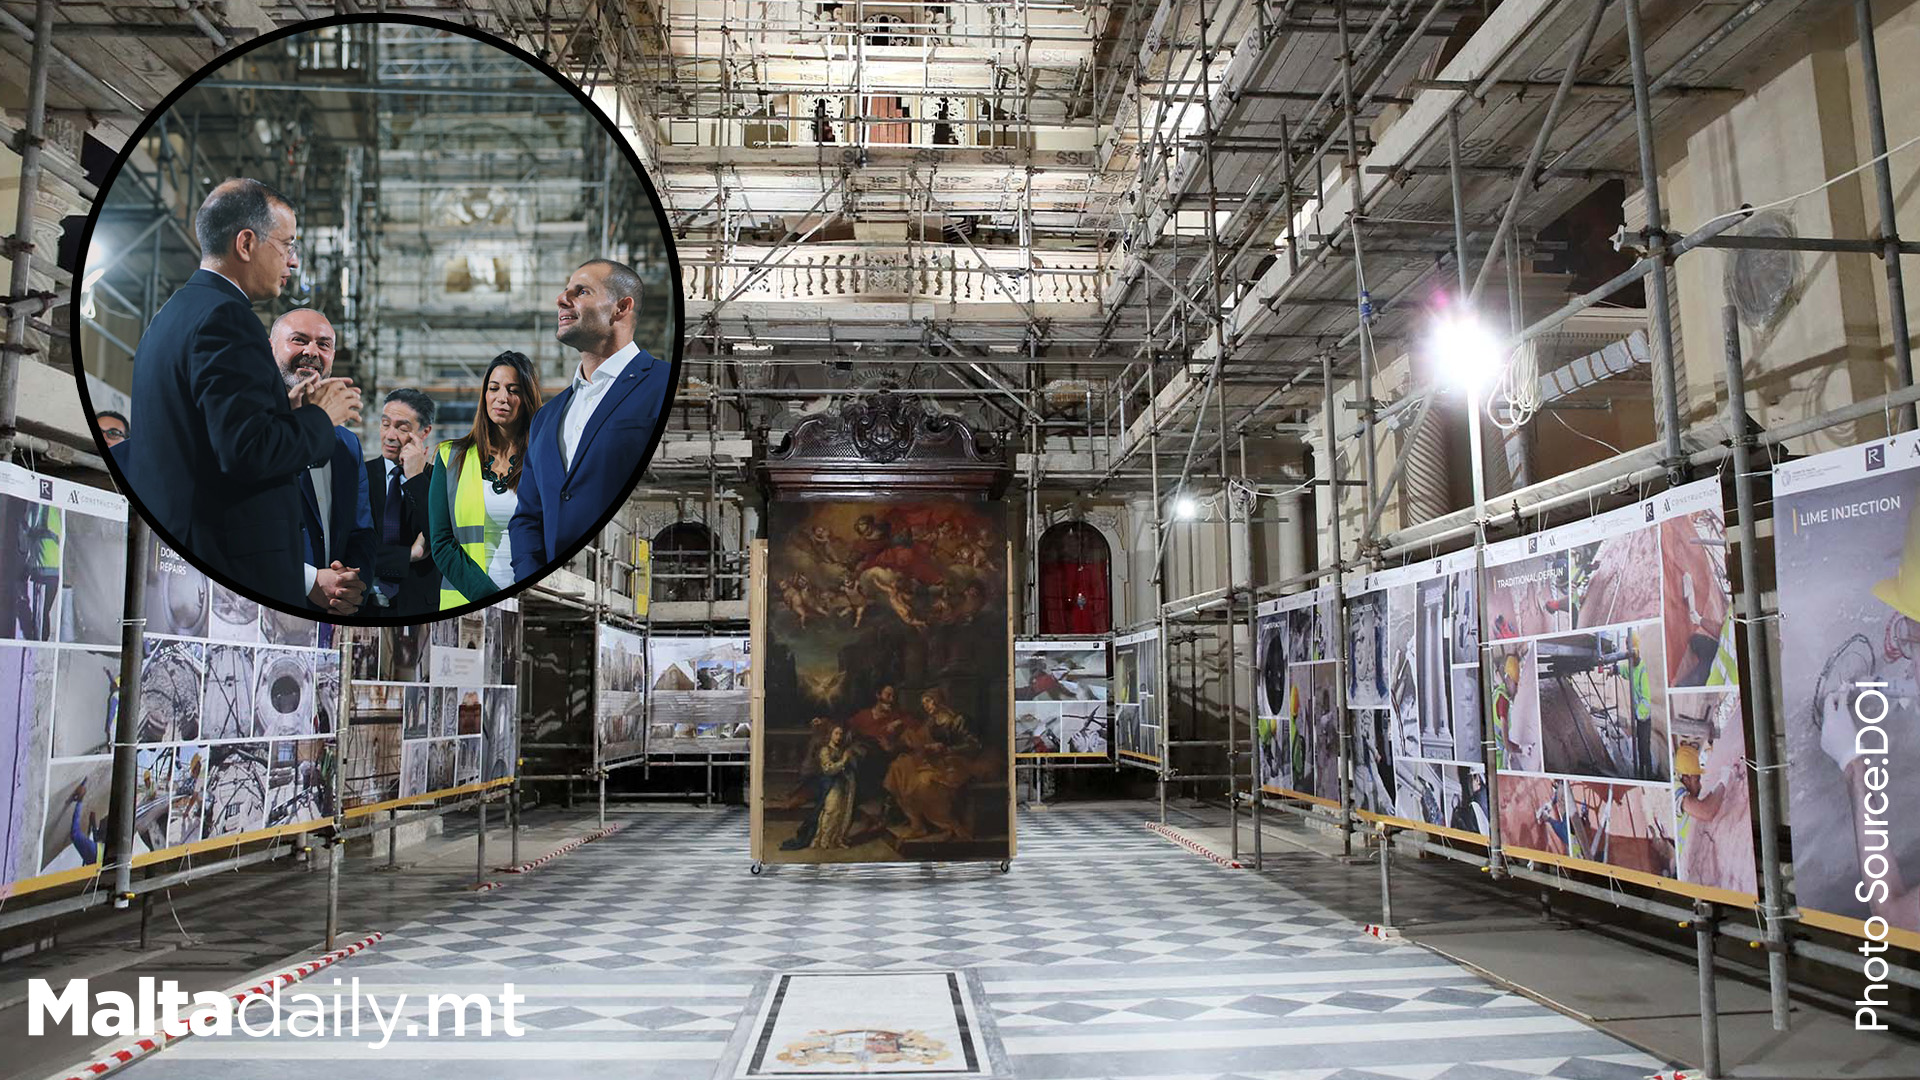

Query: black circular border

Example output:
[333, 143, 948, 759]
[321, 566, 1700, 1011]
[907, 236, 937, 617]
[68, 12, 686, 628]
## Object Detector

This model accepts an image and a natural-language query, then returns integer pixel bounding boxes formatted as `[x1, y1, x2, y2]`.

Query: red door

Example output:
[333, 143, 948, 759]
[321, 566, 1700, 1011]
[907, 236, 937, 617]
[1039, 522, 1111, 635]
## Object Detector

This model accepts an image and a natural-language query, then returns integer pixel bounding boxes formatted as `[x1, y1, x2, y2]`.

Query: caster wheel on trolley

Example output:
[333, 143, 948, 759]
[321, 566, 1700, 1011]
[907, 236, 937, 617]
[997, 859, 1011, 874]
[750, 861, 764, 876]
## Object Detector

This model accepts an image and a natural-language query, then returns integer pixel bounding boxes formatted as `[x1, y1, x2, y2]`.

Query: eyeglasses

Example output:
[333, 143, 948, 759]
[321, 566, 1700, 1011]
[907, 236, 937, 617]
[262, 232, 302, 261]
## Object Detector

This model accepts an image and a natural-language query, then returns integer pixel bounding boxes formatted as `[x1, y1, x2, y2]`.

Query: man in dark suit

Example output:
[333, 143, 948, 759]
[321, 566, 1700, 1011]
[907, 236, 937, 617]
[510, 259, 670, 579]
[119, 178, 361, 611]
[269, 307, 374, 616]
[366, 387, 441, 617]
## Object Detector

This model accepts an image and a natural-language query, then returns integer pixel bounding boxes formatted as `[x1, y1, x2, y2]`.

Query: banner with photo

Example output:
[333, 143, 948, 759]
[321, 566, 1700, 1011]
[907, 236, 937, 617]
[1014, 639, 1110, 757]
[341, 601, 518, 814]
[1112, 627, 1162, 765]
[1340, 551, 1490, 841]
[1484, 477, 1755, 905]
[0, 464, 339, 900]
[1774, 433, 1920, 949]
[1254, 585, 1340, 805]
[597, 622, 647, 764]
[647, 634, 751, 754]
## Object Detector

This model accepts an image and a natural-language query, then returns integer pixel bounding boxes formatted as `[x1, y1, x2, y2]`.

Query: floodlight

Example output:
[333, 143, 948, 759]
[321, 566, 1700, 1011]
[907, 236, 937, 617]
[1175, 495, 1198, 519]
[1430, 312, 1505, 395]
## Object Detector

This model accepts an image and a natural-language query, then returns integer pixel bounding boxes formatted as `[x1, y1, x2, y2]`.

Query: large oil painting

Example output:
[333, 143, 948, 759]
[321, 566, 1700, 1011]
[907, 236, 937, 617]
[758, 498, 1011, 864]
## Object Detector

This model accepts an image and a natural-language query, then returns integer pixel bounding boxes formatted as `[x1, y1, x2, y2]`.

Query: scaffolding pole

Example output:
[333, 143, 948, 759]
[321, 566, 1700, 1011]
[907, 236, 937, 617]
[1719, 304, 1791, 1030]
[1853, 0, 1916, 431]
[326, 632, 351, 950]
[107, 517, 150, 911]
[1322, 352, 1353, 857]
[0, 0, 56, 460]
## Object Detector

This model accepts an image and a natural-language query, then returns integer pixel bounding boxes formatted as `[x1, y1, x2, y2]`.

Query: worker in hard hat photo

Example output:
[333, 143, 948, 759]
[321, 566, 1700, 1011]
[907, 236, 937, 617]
[1671, 702, 1757, 894]
[1492, 647, 1541, 772]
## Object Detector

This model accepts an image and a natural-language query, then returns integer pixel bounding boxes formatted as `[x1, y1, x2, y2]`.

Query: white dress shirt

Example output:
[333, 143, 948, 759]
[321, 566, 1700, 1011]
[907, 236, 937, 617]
[559, 340, 640, 471]
[303, 456, 334, 596]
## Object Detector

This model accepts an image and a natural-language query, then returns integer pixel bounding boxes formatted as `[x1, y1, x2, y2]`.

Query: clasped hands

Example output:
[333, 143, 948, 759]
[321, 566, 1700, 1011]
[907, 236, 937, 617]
[288, 372, 363, 428]
[311, 560, 368, 616]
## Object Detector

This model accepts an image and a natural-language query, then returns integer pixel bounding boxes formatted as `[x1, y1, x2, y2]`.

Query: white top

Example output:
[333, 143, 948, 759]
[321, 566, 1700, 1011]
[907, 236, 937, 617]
[559, 339, 640, 471]
[483, 479, 518, 590]
[302, 457, 333, 596]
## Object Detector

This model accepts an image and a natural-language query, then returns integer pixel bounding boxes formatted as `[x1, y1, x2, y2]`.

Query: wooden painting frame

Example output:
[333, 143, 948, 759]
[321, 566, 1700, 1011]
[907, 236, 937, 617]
[749, 392, 1014, 869]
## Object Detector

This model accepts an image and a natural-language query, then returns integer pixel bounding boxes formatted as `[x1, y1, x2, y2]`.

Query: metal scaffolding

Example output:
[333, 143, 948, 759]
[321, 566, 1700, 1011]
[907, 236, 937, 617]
[6, 1, 1920, 1072]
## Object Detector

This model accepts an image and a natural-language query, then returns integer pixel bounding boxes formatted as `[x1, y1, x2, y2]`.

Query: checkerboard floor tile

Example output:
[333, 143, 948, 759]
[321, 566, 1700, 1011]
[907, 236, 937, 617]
[113, 805, 1671, 1080]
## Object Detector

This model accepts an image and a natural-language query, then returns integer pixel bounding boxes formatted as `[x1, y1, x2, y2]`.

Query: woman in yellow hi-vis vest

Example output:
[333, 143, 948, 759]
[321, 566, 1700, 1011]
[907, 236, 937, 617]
[428, 351, 543, 609]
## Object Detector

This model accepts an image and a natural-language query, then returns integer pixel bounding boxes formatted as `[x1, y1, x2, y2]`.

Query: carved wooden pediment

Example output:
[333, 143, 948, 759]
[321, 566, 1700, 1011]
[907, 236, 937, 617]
[758, 391, 1009, 498]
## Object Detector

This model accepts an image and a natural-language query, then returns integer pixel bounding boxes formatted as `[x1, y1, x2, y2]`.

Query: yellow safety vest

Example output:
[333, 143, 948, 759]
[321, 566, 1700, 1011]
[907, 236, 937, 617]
[438, 441, 490, 611]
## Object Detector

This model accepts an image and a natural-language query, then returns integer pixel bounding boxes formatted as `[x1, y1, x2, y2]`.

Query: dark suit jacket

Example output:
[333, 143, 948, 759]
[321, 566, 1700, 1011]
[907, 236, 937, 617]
[365, 454, 440, 617]
[119, 268, 335, 608]
[298, 426, 376, 608]
[510, 346, 669, 579]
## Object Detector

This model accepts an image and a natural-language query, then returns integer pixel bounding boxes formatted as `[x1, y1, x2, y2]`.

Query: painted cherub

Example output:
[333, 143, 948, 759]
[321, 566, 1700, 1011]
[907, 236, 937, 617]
[779, 574, 832, 627]
[834, 572, 870, 627]
[805, 524, 853, 576]
[860, 565, 927, 629]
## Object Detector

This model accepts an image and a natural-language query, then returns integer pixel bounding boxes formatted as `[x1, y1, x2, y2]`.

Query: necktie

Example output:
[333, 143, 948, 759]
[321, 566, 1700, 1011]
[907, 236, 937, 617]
[382, 466, 404, 545]
[376, 466, 403, 604]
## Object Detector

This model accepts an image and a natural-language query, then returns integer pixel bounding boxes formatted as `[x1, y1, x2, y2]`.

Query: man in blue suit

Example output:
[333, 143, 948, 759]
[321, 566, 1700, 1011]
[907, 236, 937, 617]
[270, 308, 374, 616]
[511, 260, 670, 580]
[117, 178, 361, 611]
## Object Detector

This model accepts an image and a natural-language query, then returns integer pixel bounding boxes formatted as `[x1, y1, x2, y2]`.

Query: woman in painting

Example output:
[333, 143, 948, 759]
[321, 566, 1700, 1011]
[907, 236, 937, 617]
[809, 726, 859, 850]
[884, 688, 983, 842]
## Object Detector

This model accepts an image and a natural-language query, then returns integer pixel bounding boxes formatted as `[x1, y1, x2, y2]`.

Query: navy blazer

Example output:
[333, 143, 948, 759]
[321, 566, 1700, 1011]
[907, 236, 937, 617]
[509, 346, 669, 579]
[117, 268, 335, 608]
[298, 426, 376, 602]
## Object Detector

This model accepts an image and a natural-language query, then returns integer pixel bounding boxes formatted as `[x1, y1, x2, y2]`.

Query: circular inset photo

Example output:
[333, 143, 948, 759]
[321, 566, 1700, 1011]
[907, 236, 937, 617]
[72, 15, 682, 625]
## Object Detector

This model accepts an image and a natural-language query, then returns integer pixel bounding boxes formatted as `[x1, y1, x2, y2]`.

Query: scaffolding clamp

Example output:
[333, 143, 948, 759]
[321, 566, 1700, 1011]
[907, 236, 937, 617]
[3, 289, 58, 316]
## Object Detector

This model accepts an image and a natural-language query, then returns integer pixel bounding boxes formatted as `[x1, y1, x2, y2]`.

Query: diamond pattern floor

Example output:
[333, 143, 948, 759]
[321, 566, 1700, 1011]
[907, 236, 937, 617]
[116, 806, 1671, 1080]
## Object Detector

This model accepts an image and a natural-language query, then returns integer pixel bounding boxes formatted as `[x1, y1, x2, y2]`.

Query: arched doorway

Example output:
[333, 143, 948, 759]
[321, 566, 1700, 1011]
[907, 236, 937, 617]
[1038, 521, 1112, 635]
[652, 522, 720, 603]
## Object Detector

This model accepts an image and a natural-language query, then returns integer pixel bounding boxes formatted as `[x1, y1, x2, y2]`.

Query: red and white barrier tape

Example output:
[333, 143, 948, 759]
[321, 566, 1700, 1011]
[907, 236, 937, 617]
[1648, 1072, 1701, 1080]
[498, 821, 625, 875]
[57, 930, 385, 1080]
[1144, 821, 1244, 868]
[1359, 923, 1401, 941]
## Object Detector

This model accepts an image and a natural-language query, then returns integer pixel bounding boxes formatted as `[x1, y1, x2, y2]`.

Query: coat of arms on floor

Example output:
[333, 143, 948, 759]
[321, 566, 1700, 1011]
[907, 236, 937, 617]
[735, 970, 993, 1077]
[776, 1027, 950, 1068]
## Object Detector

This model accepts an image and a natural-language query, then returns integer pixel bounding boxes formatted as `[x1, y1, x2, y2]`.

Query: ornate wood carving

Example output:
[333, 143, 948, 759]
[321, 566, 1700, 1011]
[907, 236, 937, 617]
[759, 390, 1010, 498]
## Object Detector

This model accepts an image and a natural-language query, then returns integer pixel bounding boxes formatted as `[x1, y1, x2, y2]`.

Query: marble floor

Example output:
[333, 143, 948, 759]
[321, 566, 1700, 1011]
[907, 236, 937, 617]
[94, 805, 1673, 1080]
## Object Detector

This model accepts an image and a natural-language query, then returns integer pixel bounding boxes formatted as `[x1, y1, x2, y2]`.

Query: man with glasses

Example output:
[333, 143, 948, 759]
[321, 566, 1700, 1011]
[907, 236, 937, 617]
[94, 411, 129, 448]
[118, 177, 362, 612]
[366, 387, 440, 617]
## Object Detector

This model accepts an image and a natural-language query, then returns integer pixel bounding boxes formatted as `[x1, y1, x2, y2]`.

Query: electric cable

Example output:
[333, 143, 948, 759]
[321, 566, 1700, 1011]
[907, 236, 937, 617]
[1688, 128, 1920, 235]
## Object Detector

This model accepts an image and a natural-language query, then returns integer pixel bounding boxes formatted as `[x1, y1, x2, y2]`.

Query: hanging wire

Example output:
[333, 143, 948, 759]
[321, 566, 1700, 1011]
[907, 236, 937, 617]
[1485, 336, 1538, 434]
[1689, 128, 1920, 234]
[1548, 408, 1627, 457]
